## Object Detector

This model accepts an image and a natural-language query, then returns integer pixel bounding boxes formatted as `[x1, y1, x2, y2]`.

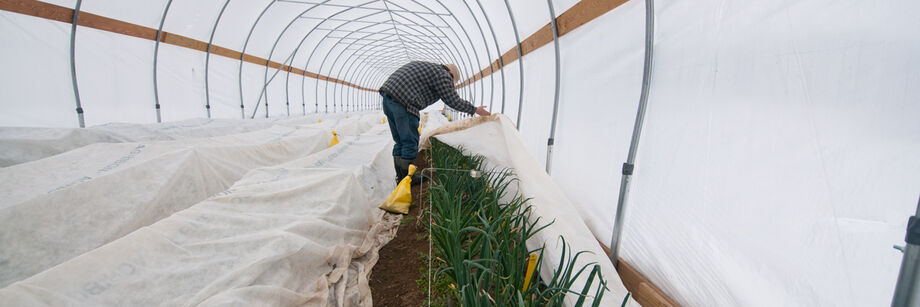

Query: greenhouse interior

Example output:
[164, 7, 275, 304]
[1, 0, 919, 306]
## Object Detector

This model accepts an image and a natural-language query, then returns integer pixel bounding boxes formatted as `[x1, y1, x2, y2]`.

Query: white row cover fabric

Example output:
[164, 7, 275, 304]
[419, 104, 451, 135]
[0, 118, 276, 167]
[0, 125, 400, 306]
[421, 114, 638, 307]
[0, 113, 383, 288]
[0, 111, 376, 168]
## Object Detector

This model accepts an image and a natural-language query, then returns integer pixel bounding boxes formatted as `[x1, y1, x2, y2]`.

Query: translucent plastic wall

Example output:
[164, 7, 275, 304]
[2, 0, 920, 306]
[0, 0, 538, 127]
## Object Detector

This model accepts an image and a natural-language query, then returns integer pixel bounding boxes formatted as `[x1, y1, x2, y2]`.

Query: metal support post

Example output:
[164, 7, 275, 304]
[544, 0, 561, 174]
[892, 195, 920, 307]
[204, 0, 229, 119]
[502, 0, 524, 129]
[239, 1, 275, 119]
[609, 0, 656, 267]
[69, 0, 85, 128]
[153, 0, 173, 123]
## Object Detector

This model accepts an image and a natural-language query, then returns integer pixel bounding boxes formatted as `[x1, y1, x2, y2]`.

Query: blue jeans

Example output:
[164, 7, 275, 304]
[381, 91, 420, 160]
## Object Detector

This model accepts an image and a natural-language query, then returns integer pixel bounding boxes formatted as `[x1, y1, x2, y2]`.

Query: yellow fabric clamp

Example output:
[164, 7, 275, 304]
[329, 130, 339, 147]
[379, 164, 416, 214]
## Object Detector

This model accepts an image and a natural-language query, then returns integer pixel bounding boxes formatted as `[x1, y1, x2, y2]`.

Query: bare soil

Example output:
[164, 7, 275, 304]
[369, 153, 431, 307]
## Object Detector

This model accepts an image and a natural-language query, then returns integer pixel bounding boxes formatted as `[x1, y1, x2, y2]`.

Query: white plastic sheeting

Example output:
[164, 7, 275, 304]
[0, 0, 536, 127]
[0, 123, 401, 306]
[609, 1, 918, 306]
[0, 11, 76, 128]
[0, 113, 383, 289]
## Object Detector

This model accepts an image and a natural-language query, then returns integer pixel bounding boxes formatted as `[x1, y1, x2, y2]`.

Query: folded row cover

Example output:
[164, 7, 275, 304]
[421, 115, 637, 307]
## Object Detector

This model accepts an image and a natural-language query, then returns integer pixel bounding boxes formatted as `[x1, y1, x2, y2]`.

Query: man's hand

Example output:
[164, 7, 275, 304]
[475, 105, 491, 116]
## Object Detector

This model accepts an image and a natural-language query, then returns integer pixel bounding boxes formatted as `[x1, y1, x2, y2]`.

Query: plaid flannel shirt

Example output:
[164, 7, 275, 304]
[379, 61, 476, 118]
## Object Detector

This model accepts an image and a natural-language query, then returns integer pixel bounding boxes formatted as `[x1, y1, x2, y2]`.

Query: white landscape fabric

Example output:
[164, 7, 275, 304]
[0, 126, 400, 306]
[0, 113, 383, 288]
[421, 115, 638, 307]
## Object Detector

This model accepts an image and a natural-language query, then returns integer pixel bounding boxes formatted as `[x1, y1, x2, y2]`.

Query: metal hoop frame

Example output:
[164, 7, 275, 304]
[67, 0, 538, 134]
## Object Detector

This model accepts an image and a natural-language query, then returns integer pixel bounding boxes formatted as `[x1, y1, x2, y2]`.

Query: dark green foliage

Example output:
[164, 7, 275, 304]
[424, 138, 609, 307]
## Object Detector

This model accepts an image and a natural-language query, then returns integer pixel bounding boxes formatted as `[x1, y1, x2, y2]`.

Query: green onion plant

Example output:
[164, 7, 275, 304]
[424, 138, 610, 307]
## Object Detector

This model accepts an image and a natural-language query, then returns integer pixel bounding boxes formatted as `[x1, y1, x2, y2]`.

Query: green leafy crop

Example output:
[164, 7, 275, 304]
[423, 138, 609, 307]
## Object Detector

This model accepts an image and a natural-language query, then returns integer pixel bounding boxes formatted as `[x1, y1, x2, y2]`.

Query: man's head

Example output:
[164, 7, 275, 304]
[444, 64, 460, 84]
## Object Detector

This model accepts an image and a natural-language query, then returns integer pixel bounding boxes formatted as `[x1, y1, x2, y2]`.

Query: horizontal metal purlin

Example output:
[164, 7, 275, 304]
[362, 57, 411, 67]
[326, 37, 443, 45]
[325, 33, 397, 45]
[344, 46, 444, 51]
[354, 55, 437, 62]
[344, 46, 444, 52]
[365, 60, 411, 68]
[385, 24, 445, 43]
[278, 0, 449, 16]
[315, 28, 447, 38]
[368, 61, 415, 69]
[317, 29, 394, 38]
[365, 53, 441, 65]
[388, 9, 453, 28]
[359, 49, 411, 62]
[329, 38, 444, 47]
[391, 21, 449, 29]
[298, 15, 449, 29]
[401, 39, 446, 49]
[397, 34, 442, 44]
[341, 42, 406, 48]
[350, 51, 407, 57]
[385, 29, 444, 42]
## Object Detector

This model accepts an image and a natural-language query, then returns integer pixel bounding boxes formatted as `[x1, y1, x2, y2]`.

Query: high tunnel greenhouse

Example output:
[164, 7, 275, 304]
[1, 0, 919, 306]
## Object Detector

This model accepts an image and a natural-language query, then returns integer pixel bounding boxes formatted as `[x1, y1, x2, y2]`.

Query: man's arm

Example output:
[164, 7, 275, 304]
[432, 76, 477, 115]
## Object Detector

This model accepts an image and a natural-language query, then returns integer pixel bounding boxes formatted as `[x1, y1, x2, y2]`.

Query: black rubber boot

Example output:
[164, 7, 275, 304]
[395, 157, 427, 185]
[393, 156, 408, 183]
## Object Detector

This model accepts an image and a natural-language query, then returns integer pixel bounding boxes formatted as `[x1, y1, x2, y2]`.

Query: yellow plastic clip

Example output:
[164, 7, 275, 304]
[522, 253, 538, 292]
[318, 119, 322, 123]
[329, 130, 339, 147]
[379, 164, 416, 214]
[382, 117, 387, 124]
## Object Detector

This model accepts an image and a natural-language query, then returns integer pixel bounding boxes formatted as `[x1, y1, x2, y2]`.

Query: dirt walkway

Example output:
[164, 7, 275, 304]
[369, 153, 431, 307]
